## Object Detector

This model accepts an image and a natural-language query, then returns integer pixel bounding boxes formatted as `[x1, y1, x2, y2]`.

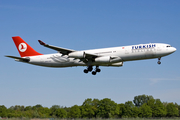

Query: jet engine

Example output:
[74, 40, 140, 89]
[95, 56, 122, 63]
[68, 51, 85, 58]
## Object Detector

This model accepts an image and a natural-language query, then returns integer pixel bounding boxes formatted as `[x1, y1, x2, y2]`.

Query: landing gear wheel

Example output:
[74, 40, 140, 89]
[95, 66, 101, 73]
[84, 69, 88, 73]
[92, 71, 96, 75]
[157, 61, 161, 65]
[87, 66, 93, 71]
[83, 66, 101, 75]
[158, 57, 161, 61]
[96, 68, 101, 72]
[157, 57, 161, 65]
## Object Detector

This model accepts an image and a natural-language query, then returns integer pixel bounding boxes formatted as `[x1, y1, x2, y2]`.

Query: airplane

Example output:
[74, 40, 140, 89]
[6, 36, 176, 75]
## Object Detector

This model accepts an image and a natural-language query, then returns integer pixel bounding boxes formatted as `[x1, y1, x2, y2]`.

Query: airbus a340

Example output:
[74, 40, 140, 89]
[6, 36, 176, 75]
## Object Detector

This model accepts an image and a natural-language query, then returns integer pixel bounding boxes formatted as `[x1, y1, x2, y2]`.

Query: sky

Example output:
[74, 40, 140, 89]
[0, 0, 180, 108]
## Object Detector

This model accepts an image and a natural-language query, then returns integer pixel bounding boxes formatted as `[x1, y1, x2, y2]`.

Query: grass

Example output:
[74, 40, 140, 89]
[5, 118, 180, 120]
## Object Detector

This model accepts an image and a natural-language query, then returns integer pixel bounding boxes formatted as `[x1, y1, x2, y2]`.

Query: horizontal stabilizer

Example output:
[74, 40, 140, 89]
[5, 55, 30, 62]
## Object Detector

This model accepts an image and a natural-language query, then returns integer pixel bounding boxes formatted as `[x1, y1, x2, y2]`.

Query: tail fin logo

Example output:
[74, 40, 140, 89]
[18, 43, 27, 52]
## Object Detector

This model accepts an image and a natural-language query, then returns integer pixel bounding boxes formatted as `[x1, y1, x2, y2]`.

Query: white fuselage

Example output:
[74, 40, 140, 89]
[22, 43, 176, 67]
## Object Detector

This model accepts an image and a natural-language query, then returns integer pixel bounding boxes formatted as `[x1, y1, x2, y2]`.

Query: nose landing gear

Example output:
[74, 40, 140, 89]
[83, 66, 101, 75]
[157, 57, 161, 65]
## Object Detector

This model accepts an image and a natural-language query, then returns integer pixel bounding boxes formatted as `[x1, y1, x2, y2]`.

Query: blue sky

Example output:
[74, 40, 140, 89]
[0, 0, 180, 108]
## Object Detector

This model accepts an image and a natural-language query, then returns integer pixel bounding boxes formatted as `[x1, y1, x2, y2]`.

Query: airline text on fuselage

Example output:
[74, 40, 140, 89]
[132, 44, 156, 50]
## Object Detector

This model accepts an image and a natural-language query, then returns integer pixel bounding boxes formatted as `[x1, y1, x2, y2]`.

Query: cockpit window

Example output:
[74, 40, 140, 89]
[166, 45, 171, 47]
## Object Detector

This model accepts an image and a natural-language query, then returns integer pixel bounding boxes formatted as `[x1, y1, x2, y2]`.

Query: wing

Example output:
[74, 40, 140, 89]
[38, 40, 75, 55]
[38, 40, 99, 62]
[5, 55, 30, 62]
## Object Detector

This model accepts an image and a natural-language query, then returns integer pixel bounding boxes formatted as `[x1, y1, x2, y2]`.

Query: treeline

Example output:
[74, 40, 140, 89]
[0, 95, 180, 118]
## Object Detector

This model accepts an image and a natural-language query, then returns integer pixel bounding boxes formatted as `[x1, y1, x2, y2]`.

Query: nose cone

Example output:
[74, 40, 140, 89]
[172, 47, 177, 52]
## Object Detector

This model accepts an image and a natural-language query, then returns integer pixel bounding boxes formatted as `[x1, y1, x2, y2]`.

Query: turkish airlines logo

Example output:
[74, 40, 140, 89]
[18, 43, 27, 52]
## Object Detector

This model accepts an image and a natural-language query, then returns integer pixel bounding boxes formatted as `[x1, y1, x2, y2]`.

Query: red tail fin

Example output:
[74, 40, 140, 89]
[12, 36, 43, 57]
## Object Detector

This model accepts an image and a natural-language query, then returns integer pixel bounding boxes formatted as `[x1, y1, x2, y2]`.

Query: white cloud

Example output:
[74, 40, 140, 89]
[149, 77, 180, 85]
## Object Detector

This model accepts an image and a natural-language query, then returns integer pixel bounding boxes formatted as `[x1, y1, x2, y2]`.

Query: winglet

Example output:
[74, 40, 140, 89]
[38, 40, 46, 45]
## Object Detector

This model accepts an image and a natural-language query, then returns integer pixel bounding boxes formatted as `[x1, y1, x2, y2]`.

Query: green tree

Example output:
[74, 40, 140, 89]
[32, 110, 40, 118]
[0, 105, 7, 117]
[97, 98, 118, 118]
[54, 108, 67, 118]
[147, 99, 166, 117]
[38, 107, 50, 118]
[91, 98, 99, 118]
[81, 98, 95, 118]
[166, 103, 179, 117]
[139, 103, 152, 118]
[50, 105, 61, 117]
[124, 101, 134, 117]
[133, 94, 154, 107]
[25, 106, 32, 111]
[124, 101, 139, 118]
[34, 104, 43, 108]
[132, 106, 139, 118]
[64, 107, 71, 114]
[178, 105, 180, 117]
[7, 107, 14, 118]
[24, 110, 33, 118]
[32, 104, 43, 110]
[11, 105, 25, 111]
[68, 105, 81, 118]
[117, 103, 127, 118]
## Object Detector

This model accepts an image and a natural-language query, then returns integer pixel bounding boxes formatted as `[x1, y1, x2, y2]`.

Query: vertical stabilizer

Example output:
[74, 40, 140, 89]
[12, 36, 43, 57]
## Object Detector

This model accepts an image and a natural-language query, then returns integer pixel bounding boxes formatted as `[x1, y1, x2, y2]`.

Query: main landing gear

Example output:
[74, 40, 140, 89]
[84, 66, 101, 75]
[157, 57, 161, 65]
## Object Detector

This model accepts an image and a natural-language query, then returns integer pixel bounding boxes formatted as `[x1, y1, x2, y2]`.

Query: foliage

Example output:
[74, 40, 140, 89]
[147, 99, 166, 117]
[166, 103, 179, 117]
[178, 105, 180, 117]
[68, 105, 81, 118]
[81, 98, 95, 118]
[139, 103, 152, 118]
[133, 94, 154, 107]
[53, 108, 67, 118]
[0, 105, 7, 117]
[124, 101, 139, 118]
[0, 94, 180, 118]
[96, 98, 118, 118]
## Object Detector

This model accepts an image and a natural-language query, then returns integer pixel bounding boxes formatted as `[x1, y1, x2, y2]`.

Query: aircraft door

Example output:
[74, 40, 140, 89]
[125, 47, 129, 54]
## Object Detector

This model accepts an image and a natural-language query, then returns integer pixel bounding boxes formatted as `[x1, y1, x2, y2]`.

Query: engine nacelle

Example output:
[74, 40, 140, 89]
[95, 56, 122, 63]
[111, 62, 123, 67]
[110, 56, 122, 63]
[68, 51, 85, 58]
[95, 56, 111, 63]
